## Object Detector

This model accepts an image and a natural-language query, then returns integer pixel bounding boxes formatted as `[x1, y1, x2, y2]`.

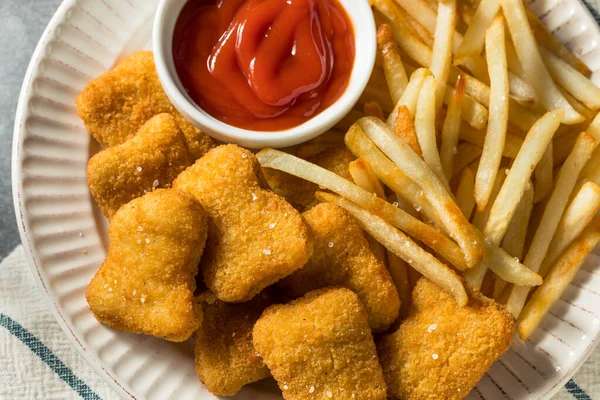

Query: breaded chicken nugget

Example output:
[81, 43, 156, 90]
[195, 291, 272, 396]
[377, 278, 514, 400]
[86, 189, 207, 342]
[253, 287, 387, 400]
[87, 114, 192, 218]
[279, 203, 400, 332]
[174, 144, 312, 302]
[76, 51, 214, 159]
[262, 145, 356, 210]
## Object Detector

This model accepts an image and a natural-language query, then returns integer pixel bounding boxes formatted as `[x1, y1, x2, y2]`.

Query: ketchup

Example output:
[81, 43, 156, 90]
[173, 0, 355, 131]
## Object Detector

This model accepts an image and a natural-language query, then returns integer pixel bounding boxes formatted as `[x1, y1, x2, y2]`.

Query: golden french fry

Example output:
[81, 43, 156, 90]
[525, 7, 591, 77]
[377, 24, 409, 104]
[533, 143, 553, 204]
[472, 172, 507, 231]
[430, 0, 457, 89]
[518, 220, 600, 340]
[256, 148, 468, 270]
[358, 117, 485, 268]
[387, 251, 411, 318]
[501, 0, 583, 124]
[539, 182, 600, 278]
[349, 159, 387, 199]
[459, 124, 523, 159]
[507, 131, 598, 318]
[394, 106, 422, 157]
[454, 0, 501, 64]
[455, 167, 476, 220]
[540, 47, 600, 111]
[349, 158, 389, 264]
[315, 191, 468, 305]
[495, 184, 534, 298]
[484, 110, 564, 245]
[452, 143, 482, 180]
[415, 76, 448, 186]
[475, 15, 509, 211]
[364, 101, 386, 121]
[387, 68, 431, 128]
[441, 75, 466, 179]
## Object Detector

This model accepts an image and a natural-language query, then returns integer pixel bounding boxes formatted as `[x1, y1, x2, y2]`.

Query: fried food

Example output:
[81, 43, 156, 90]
[76, 50, 214, 159]
[86, 189, 207, 342]
[194, 291, 272, 396]
[174, 144, 312, 302]
[279, 203, 400, 332]
[253, 287, 387, 400]
[262, 145, 355, 210]
[378, 278, 514, 400]
[87, 114, 192, 218]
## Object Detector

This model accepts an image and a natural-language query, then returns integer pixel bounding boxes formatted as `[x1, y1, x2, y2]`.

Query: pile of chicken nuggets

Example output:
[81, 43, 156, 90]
[80, 51, 514, 400]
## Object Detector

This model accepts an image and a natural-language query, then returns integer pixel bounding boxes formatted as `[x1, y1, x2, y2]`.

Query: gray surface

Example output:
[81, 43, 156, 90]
[0, 0, 63, 259]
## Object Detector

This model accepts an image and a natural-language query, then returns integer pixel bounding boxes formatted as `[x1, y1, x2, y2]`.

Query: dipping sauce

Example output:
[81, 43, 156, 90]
[173, 0, 355, 131]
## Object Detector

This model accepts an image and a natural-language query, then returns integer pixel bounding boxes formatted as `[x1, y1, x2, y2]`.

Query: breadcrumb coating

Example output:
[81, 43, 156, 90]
[76, 50, 214, 159]
[262, 145, 356, 210]
[195, 291, 272, 396]
[86, 189, 207, 342]
[280, 203, 400, 332]
[253, 287, 387, 400]
[87, 114, 192, 218]
[377, 278, 514, 400]
[174, 144, 312, 302]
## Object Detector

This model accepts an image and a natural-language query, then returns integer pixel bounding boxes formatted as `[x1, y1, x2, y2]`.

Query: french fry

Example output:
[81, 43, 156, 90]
[507, 71, 537, 104]
[539, 182, 600, 278]
[349, 159, 387, 199]
[495, 184, 535, 298]
[484, 110, 564, 245]
[394, 106, 422, 157]
[455, 167, 476, 220]
[387, 252, 411, 318]
[430, 0, 457, 98]
[471, 172, 507, 230]
[349, 158, 389, 264]
[358, 117, 485, 267]
[377, 24, 409, 104]
[415, 76, 448, 186]
[452, 143, 482, 180]
[525, 7, 591, 77]
[506, 131, 598, 318]
[518, 220, 600, 340]
[459, 124, 523, 159]
[440, 75, 466, 179]
[256, 148, 468, 270]
[501, 0, 583, 124]
[533, 143, 553, 204]
[364, 101, 386, 121]
[315, 191, 468, 305]
[475, 16, 509, 211]
[540, 47, 600, 111]
[454, 0, 501, 64]
[387, 68, 431, 128]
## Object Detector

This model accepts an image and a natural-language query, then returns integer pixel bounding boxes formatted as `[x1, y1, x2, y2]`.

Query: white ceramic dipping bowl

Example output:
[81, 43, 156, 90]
[153, 0, 376, 149]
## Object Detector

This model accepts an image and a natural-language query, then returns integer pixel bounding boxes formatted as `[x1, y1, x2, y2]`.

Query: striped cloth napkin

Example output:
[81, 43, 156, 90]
[3, 1, 600, 399]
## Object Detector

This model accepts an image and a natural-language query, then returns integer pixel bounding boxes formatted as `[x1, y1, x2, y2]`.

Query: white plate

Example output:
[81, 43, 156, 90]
[11, 0, 600, 398]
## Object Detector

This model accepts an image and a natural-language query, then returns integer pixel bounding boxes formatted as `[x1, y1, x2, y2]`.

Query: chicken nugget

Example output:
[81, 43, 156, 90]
[86, 189, 207, 342]
[377, 278, 514, 400]
[262, 145, 356, 210]
[174, 144, 312, 302]
[87, 114, 192, 218]
[76, 50, 214, 159]
[279, 203, 399, 332]
[195, 291, 272, 396]
[253, 287, 387, 400]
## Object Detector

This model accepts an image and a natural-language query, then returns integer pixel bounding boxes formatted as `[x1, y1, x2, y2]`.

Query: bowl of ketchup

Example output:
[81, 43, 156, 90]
[153, 0, 376, 149]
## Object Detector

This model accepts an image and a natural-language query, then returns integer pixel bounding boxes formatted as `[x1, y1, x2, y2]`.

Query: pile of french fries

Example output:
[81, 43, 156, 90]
[258, 0, 600, 340]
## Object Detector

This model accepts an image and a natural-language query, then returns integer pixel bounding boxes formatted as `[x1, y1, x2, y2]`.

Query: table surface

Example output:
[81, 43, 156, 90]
[0, 0, 63, 260]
